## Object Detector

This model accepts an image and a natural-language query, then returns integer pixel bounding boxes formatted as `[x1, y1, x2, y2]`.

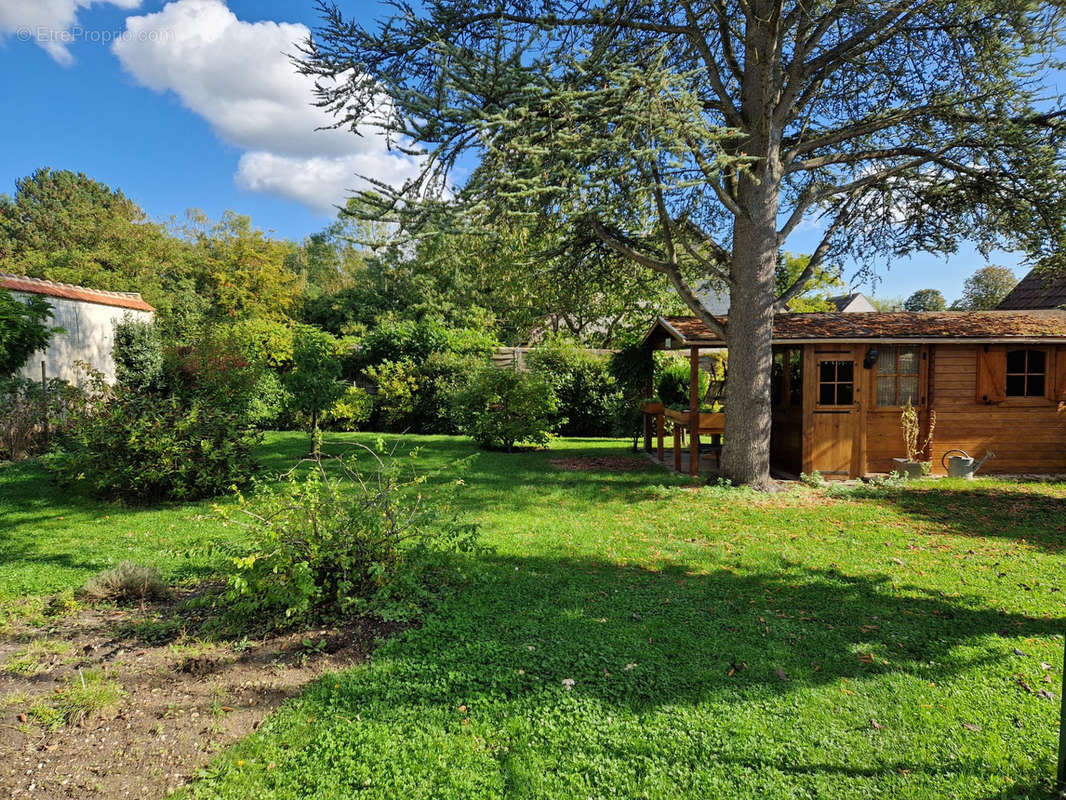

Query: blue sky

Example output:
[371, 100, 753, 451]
[0, 0, 1040, 303]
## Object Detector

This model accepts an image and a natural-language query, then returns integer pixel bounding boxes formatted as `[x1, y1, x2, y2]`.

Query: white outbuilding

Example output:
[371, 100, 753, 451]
[2, 273, 156, 384]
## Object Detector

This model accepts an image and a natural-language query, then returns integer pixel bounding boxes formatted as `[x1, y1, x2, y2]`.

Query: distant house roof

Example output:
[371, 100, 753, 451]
[0, 273, 155, 312]
[645, 310, 1066, 348]
[996, 269, 1066, 310]
[826, 292, 877, 312]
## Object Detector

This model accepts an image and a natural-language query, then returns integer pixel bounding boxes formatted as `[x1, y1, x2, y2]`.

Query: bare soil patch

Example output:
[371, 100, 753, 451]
[0, 597, 400, 799]
[549, 456, 648, 472]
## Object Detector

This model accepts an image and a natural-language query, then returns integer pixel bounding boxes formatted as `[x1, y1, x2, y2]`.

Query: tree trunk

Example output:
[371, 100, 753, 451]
[720, 215, 777, 489]
[720, 12, 781, 490]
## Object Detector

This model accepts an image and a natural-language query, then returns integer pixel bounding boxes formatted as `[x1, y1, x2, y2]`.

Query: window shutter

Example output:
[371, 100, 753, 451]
[975, 346, 1006, 404]
[1055, 347, 1066, 403]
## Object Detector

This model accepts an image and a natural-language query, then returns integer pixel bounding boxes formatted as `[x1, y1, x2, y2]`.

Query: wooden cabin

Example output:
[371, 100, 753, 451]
[642, 311, 1066, 479]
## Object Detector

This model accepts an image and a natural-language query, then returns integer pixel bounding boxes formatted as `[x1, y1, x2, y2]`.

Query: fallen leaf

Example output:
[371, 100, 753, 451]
[1038, 689, 1055, 700]
[17, 713, 27, 723]
[1016, 679, 1035, 694]
[1041, 662, 1052, 671]
[775, 667, 789, 681]
[624, 663, 637, 671]
[962, 722, 981, 731]
[891, 557, 905, 566]
[458, 704, 467, 713]
[561, 678, 575, 690]
[1013, 648, 1027, 657]
[869, 719, 884, 730]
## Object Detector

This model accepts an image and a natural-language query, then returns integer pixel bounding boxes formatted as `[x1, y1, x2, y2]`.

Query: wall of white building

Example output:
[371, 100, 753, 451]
[14, 293, 154, 385]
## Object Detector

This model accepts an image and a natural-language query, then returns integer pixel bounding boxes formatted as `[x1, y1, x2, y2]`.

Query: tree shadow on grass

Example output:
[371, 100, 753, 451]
[252, 553, 1065, 798]
[849, 482, 1066, 553]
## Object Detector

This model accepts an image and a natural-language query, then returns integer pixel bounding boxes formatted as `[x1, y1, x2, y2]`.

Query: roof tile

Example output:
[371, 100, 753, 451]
[655, 310, 1066, 344]
[0, 273, 155, 312]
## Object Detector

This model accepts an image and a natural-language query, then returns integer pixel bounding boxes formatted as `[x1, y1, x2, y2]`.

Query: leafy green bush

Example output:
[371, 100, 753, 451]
[656, 357, 711, 408]
[167, 327, 264, 422]
[412, 351, 483, 434]
[451, 364, 558, 451]
[45, 393, 261, 502]
[365, 359, 420, 429]
[113, 317, 164, 393]
[216, 446, 481, 626]
[284, 327, 345, 449]
[526, 337, 621, 437]
[324, 384, 374, 431]
[355, 318, 495, 373]
[0, 289, 57, 378]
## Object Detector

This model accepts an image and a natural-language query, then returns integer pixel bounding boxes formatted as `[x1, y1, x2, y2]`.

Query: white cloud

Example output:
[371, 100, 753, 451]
[112, 0, 420, 216]
[236, 151, 421, 217]
[0, 0, 141, 65]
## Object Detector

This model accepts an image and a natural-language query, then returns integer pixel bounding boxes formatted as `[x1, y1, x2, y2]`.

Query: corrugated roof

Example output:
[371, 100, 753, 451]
[996, 269, 1066, 310]
[649, 310, 1066, 346]
[0, 273, 155, 312]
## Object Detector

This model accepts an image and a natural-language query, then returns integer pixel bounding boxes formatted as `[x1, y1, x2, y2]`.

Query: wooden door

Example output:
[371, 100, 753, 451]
[805, 346, 863, 478]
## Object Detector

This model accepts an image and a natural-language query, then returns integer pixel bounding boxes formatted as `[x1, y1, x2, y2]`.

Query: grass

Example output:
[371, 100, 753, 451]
[3, 432, 1066, 798]
[2, 638, 74, 675]
[28, 669, 125, 729]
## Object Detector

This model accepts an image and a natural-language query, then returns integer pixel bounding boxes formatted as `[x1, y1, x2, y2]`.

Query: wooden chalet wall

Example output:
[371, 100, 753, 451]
[925, 344, 1066, 475]
[780, 341, 1066, 478]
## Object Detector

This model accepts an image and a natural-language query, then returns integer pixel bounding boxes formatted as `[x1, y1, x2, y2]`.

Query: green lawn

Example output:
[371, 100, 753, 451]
[3, 433, 1065, 798]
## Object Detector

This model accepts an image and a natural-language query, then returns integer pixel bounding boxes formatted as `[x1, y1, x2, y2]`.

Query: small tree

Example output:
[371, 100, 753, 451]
[0, 289, 57, 378]
[284, 327, 344, 452]
[955, 266, 1019, 310]
[452, 364, 558, 452]
[904, 289, 947, 312]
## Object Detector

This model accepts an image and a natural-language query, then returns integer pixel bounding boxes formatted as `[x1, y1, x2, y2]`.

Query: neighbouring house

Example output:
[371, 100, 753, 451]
[826, 292, 878, 312]
[996, 268, 1066, 310]
[641, 311, 1066, 479]
[1, 273, 155, 384]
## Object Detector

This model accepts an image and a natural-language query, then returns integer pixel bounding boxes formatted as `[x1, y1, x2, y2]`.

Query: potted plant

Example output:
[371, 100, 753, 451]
[893, 402, 936, 478]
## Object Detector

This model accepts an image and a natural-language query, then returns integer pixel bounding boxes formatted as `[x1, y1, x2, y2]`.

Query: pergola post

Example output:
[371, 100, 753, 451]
[643, 345, 654, 451]
[690, 346, 700, 477]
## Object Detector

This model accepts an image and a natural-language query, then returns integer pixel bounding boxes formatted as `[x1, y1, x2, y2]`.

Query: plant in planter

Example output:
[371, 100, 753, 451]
[893, 402, 936, 478]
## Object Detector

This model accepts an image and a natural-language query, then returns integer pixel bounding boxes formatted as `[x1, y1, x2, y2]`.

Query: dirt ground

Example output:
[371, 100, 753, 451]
[0, 597, 399, 799]
[549, 456, 649, 472]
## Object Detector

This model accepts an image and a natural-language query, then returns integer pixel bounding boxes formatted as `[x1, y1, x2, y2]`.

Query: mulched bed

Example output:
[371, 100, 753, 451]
[0, 598, 401, 799]
[549, 456, 648, 472]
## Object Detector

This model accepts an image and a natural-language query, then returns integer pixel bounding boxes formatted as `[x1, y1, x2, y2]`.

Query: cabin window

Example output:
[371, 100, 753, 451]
[817, 359, 854, 406]
[788, 349, 803, 406]
[1005, 349, 1046, 397]
[876, 346, 920, 406]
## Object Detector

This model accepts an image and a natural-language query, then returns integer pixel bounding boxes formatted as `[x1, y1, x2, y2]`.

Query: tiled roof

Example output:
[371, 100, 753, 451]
[651, 310, 1066, 345]
[996, 269, 1066, 310]
[0, 273, 155, 312]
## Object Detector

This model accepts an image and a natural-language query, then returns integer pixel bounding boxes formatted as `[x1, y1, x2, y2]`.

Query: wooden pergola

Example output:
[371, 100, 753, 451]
[640, 319, 726, 477]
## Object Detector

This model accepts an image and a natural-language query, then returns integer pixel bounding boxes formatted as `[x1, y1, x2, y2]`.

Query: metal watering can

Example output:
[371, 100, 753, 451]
[940, 449, 994, 479]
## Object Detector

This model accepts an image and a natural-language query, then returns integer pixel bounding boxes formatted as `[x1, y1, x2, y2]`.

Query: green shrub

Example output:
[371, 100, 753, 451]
[451, 364, 558, 451]
[284, 327, 345, 449]
[324, 384, 374, 431]
[526, 337, 621, 437]
[82, 562, 168, 602]
[113, 317, 165, 393]
[0, 289, 57, 378]
[656, 358, 711, 408]
[216, 446, 481, 626]
[609, 340, 658, 446]
[365, 359, 420, 429]
[45, 393, 261, 502]
[246, 370, 292, 429]
[167, 327, 264, 423]
[413, 351, 483, 434]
